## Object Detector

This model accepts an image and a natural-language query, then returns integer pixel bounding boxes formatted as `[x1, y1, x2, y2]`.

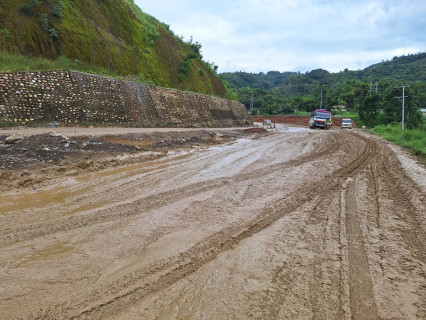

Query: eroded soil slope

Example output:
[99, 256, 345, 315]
[0, 127, 424, 319]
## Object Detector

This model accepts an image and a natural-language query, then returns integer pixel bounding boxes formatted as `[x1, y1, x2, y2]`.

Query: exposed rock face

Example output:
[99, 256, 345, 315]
[0, 71, 251, 127]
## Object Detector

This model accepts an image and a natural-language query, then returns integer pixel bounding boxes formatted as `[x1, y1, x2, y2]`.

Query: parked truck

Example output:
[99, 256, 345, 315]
[309, 109, 332, 129]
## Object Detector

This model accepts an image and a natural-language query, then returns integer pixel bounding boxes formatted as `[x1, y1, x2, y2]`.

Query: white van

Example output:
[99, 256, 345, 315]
[341, 118, 352, 129]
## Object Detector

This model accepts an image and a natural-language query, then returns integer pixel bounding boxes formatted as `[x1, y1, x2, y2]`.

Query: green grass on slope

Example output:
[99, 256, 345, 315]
[0, 50, 153, 84]
[0, 0, 227, 96]
[0, 50, 232, 99]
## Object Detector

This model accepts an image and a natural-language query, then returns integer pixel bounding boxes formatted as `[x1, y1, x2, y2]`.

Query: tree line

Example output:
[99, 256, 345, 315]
[221, 53, 426, 128]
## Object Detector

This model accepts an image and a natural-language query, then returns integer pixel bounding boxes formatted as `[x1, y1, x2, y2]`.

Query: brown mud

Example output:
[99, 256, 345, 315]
[0, 128, 260, 191]
[0, 125, 424, 319]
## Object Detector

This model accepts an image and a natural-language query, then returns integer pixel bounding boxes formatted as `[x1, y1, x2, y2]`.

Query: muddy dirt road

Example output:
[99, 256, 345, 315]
[0, 126, 425, 319]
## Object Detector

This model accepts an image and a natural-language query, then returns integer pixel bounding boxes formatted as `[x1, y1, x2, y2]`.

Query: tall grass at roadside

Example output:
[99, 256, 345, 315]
[370, 123, 426, 157]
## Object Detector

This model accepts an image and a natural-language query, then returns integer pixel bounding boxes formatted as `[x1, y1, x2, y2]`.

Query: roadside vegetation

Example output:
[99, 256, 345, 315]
[370, 122, 426, 158]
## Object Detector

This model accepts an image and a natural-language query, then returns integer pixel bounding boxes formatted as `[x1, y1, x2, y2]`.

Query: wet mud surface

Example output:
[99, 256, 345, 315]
[0, 126, 424, 319]
[0, 128, 258, 190]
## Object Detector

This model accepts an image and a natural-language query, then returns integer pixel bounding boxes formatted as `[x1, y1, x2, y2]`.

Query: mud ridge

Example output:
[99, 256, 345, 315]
[1, 128, 424, 319]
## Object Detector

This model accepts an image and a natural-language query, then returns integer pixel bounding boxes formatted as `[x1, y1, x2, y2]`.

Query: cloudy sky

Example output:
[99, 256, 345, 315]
[133, 0, 426, 73]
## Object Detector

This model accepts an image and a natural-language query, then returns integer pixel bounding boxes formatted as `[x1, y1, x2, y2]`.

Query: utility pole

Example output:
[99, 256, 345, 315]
[249, 94, 254, 114]
[395, 85, 409, 131]
[320, 89, 323, 108]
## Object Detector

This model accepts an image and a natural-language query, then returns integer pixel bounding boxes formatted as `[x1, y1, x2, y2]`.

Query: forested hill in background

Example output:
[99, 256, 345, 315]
[0, 0, 227, 97]
[221, 52, 426, 91]
[221, 52, 426, 129]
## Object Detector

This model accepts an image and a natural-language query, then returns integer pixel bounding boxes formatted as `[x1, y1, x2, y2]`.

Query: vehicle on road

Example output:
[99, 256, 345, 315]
[341, 118, 353, 129]
[309, 109, 332, 129]
[263, 119, 272, 127]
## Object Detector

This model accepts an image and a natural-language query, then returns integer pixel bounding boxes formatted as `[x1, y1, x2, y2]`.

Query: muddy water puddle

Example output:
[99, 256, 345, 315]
[0, 186, 68, 214]
[0, 152, 193, 215]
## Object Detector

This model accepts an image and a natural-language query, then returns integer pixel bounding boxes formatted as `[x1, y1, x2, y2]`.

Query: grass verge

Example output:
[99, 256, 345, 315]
[370, 123, 426, 158]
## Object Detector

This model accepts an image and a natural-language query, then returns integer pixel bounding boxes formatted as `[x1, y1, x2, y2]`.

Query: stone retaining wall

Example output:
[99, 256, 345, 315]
[0, 71, 251, 127]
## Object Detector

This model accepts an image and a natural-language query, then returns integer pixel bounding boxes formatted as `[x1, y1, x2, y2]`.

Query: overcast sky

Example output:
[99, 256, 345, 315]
[133, 0, 426, 74]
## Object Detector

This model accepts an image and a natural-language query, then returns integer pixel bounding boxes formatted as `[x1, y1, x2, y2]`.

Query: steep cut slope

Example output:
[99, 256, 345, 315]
[0, 0, 226, 96]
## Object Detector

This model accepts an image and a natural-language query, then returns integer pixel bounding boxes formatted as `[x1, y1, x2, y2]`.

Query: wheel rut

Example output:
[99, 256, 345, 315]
[343, 178, 379, 320]
[2, 129, 424, 320]
[0, 134, 341, 246]
[63, 132, 377, 319]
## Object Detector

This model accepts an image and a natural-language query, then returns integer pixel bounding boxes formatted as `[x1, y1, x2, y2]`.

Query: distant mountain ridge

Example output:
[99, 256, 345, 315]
[221, 52, 426, 90]
[0, 0, 226, 96]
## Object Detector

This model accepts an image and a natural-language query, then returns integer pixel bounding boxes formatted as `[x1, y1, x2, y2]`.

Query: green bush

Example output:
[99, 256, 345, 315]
[20, 5, 33, 15]
[179, 59, 192, 78]
[48, 28, 58, 40]
[1, 28, 11, 39]
[20, 0, 40, 16]
[51, 1, 65, 19]
[187, 37, 202, 59]
[145, 24, 159, 46]
[40, 13, 49, 31]
[186, 52, 199, 60]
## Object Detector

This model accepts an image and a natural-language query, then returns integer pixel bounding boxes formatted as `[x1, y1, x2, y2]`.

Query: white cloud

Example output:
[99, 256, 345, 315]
[134, 0, 426, 73]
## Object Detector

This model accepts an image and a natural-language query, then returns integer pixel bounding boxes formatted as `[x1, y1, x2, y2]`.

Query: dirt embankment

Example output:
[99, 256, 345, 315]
[0, 126, 424, 319]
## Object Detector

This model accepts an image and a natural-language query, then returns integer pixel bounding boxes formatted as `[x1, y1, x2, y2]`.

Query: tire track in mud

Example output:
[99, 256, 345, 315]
[342, 178, 379, 320]
[0, 134, 342, 246]
[262, 195, 337, 319]
[3, 131, 386, 320]
[55, 132, 381, 320]
[378, 152, 425, 261]
[307, 195, 341, 320]
[342, 134, 425, 320]
[368, 141, 425, 319]
[376, 164, 425, 320]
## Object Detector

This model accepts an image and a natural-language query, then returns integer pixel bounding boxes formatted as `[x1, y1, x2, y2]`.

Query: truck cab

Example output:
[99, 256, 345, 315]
[309, 109, 332, 130]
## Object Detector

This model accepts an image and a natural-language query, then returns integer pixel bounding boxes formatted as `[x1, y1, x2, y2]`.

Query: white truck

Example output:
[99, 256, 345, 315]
[309, 109, 332, 130]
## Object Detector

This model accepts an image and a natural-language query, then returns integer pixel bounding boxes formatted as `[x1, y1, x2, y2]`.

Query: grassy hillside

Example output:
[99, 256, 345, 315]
[0, 0, 226, 96]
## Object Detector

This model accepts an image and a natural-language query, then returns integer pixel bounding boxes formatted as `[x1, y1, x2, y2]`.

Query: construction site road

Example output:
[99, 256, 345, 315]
[0, 125, 425, 319]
